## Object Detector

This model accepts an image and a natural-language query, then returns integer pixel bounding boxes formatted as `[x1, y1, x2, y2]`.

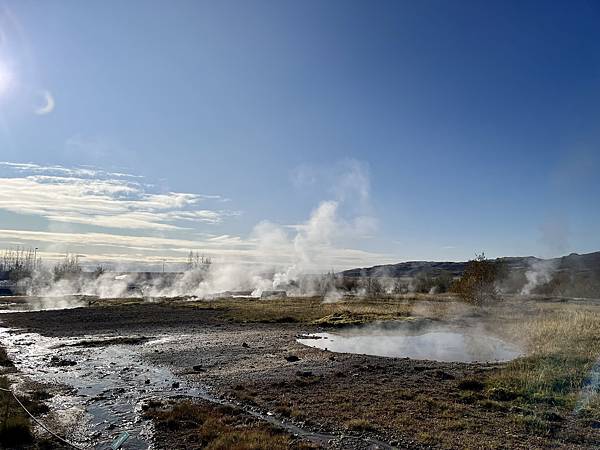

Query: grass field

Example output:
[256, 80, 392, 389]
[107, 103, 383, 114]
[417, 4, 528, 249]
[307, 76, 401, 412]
[489, 307, 600, 414]
[145, 399, 317, 450]
[184, 294, 600, 447]
[171, 294, 600, 415]
[7, 293, 598, 448]
[176, 293, 460, 324]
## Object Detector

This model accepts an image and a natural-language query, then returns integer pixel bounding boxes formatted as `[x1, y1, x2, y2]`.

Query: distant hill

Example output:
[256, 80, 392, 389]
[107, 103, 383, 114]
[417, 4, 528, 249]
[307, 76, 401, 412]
[342, 261, 467, 278]
[341, 251, 600, 278]
[554, 251, 600, 273]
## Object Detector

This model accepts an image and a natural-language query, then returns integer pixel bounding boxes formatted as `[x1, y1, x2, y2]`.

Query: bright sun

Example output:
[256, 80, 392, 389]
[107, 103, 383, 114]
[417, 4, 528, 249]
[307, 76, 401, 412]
[0, 63, 13, 95]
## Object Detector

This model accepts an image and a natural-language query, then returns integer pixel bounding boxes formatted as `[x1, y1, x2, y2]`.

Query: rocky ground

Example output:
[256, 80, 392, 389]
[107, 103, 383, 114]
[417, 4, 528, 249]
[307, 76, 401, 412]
[0, 299, 598, 449]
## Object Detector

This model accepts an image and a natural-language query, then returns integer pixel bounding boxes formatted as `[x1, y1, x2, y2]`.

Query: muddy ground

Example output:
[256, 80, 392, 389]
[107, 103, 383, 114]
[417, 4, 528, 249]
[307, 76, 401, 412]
[1, 301, 598, 449]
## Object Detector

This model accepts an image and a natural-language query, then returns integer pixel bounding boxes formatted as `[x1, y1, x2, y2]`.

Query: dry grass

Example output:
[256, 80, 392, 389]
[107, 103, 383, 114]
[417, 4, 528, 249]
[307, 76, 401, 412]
[179, 295, 458, 325]
[146, 400, 316, 450]
[0, 346, 13, 367]
[0, 376, 33, 448]
[91, 297, 146, 307]
[344, 418, 377, 432]
[205, 429, 290, 450]
[0, 346, 54, 449]
[215, 297, 600, 447]
[179, 295, 600, 411]
[488, 308, 600, 407]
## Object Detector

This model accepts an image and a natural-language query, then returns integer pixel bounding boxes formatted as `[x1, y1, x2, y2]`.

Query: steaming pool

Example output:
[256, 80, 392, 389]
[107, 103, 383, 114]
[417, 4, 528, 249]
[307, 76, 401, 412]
[297, 325, 523, 363]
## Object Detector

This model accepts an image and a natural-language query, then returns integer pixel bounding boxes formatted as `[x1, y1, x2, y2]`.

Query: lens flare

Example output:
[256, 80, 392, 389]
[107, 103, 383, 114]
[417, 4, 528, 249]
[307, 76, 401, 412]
[0, 62, 13, 95]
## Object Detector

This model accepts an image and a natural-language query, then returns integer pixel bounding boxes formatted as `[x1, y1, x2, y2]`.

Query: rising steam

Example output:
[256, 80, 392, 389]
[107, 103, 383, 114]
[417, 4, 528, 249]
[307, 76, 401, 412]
[16, 160, 381, 305]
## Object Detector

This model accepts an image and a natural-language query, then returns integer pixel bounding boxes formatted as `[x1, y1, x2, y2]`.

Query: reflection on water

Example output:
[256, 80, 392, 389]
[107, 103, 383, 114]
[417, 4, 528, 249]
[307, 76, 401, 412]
[0, 328, 205, 449]
[0, 329, 376, 450]
[298, 326, 522, 363]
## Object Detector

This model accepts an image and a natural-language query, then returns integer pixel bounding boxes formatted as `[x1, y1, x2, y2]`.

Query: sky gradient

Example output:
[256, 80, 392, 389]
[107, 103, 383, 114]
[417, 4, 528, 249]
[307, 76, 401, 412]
[0, 0, 599, 270]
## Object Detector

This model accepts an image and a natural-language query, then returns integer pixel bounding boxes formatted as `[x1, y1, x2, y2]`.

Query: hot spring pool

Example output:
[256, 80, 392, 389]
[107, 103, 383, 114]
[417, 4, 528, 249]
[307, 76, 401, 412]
[297, 326, 522, 363]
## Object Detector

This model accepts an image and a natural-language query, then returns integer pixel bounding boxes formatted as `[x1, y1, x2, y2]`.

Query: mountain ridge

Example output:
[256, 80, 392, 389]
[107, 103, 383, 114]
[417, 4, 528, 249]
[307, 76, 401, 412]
[341, 251, 600, 278]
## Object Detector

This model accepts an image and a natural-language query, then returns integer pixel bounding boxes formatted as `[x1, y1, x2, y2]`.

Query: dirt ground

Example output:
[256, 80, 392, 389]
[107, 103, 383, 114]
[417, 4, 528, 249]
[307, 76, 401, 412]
[1, 299, 599, 449]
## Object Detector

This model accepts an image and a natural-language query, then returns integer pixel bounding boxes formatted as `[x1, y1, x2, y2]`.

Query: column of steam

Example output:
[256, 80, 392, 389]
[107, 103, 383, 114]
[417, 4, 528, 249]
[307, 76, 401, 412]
[574, 356, 600, 413]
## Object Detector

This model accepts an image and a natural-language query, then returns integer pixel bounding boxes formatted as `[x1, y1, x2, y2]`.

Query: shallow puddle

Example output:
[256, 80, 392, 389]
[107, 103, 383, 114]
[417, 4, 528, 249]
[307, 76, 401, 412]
[0, 328, 206, 449]
[298, 325, 522, 363]
[0, 328, 393, 450]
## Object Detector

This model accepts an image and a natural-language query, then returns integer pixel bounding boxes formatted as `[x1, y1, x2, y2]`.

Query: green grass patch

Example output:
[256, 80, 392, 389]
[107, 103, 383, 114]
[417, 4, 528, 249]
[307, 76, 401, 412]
[488, 309, 600, 408]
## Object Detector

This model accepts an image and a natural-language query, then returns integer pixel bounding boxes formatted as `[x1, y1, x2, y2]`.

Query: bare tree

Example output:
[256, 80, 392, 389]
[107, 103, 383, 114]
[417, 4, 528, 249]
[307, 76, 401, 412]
[53, 254, 82, 281]
[186, 251, 212, 271]
[0, 247, 41, 281]
[93, 265, 106, 278]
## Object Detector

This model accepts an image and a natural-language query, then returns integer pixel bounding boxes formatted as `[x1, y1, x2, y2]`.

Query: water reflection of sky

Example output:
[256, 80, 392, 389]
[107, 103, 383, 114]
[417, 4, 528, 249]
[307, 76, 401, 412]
[298, 328, 522, 363]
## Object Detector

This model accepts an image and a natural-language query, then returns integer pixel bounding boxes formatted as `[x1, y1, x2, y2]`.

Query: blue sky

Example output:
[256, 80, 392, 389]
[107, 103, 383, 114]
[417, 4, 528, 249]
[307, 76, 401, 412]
[0, 0, 599, 269]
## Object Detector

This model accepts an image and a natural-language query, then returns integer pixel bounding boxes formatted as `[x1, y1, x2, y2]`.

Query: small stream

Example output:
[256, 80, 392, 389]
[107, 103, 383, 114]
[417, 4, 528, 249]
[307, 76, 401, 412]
[0, 328, 200, 449]
[0, 327, 394, 450]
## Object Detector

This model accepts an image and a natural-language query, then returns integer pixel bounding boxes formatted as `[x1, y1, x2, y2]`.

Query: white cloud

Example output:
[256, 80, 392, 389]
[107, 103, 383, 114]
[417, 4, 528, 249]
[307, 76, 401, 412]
[0, 228, 392, 270]
[0, 161, 140, 179]
[0, 164, 234, 230]
[0, 160, 393, 271]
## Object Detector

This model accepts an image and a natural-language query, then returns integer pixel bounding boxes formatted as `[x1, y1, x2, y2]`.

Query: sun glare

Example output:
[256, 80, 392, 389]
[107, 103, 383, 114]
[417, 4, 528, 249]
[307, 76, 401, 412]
[0, 63, 13, 95]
